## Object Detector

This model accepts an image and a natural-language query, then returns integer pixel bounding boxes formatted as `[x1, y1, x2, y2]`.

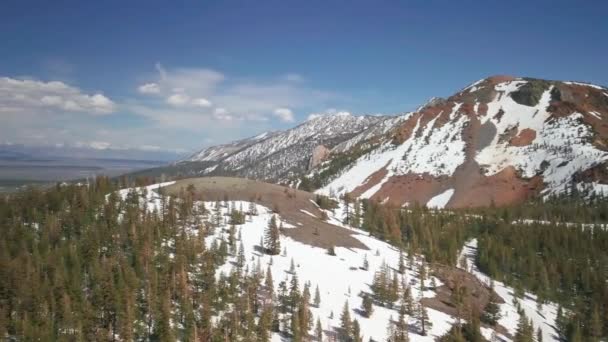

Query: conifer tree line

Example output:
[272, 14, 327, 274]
[334, 189, 608, 342]
[0, 180, 329, 341]
[3, 174, 608, 341]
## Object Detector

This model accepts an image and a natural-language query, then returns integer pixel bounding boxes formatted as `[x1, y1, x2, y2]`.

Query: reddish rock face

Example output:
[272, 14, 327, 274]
[321, 75, 608, 208]
[308, 145, 330, 170]
[509, 128, 536, 147]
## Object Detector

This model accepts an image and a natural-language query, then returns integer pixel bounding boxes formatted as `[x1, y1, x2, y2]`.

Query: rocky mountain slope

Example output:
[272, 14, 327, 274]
[177, 113, 406, 182]
[314, 75, 608, 208]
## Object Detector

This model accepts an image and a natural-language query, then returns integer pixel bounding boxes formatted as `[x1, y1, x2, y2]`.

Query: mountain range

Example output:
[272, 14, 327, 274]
[148, 75, 608, 208]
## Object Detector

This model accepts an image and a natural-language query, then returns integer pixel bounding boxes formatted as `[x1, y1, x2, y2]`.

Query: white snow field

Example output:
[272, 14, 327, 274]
[458, 239, 559, 342]
[115, 182, 559, 341]
[318, 104, 469, 199]
[426, 189, 455, 209]
[476, 82, 608, 195]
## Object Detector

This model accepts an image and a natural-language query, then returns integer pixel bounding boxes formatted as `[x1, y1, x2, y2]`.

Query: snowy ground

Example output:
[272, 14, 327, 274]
[114, 182, 555, 341]
[207, 200, 456, 341]
[458, 239, 559, 342]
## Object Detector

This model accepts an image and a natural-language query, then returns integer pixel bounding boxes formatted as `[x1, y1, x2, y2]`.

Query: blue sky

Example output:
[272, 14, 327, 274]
[1, 0, 607, 154]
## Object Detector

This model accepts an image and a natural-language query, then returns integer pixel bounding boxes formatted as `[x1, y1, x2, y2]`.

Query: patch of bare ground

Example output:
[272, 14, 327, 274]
[164, 177, 367, 250]
[509, 128, 536, 146]
[392, 112, 422, 145]
[573, 161, 608, 183]
[422, 265, 511, 338]
[368, 173, 448, 207]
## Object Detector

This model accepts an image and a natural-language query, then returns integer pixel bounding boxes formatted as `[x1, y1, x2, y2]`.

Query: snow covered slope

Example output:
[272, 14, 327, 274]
[458, 239, 558, 342]
[178, 113, 398, 182]
[118, 181, 559, 341]
[315, 75, 608, 208]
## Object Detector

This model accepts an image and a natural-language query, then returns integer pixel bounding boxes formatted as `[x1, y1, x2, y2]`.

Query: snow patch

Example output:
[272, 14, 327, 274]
[426, 189, 454, 209]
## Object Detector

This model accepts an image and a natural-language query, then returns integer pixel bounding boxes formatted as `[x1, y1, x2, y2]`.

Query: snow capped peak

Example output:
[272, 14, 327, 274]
[315, 75, 608, 208]
[181, 113, 397, 182]
[416, 97, 446, 112]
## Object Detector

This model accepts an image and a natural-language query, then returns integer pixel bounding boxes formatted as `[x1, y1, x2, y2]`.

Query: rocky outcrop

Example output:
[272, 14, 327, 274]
[308, 145, 330, 170]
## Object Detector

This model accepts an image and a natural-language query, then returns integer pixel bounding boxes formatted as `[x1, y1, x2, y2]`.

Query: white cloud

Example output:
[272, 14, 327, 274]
[167, 93, 191, 107]
[75, 141, 111, 150]
[138, 82, 160, 94]
[192, 97, 212, 107]
[213, 107, 234, 121]
[273, 107, 295, 122]
[307, 108, 351, 121]
[166, 93, 212, 108]
[0, 76, 115, 114]
[132, 63, 338, 129]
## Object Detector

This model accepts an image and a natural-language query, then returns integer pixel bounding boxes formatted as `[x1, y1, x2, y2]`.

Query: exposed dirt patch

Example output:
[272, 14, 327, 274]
[422, 265, 511, 338]
[572, 161, 608, 184]
[509, 128, 536, 146]
[449, 166, 543, 208]
[477, 102, 489, 116]
[392, 112, 422, 145]
[369, 173, 447, 207]
[165, 177, 367, 250]
[497, 125, 518, 145]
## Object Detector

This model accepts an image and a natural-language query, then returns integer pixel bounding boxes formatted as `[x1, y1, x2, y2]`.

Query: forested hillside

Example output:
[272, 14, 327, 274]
[1, 177, 606, 341]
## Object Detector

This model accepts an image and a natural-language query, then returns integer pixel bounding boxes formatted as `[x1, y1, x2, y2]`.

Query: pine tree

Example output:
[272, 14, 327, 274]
[289, 274, 300, 313]
[236, 241, 246, 270]
[303, 282, 311, 305]
[249, 199, 258, 215]
[590, 305, 603, 341]
[340, 300, 352, 341]
[393, 304, 410, 342]
[536, 327, 543, 342]
[362, 254, 369, 271]
[228, 224, 237, 253]
[265, 265, 274, 292]
[398, 251, 406, 274]
[298, 300, 312, 338]
[418, 262, 427, 292]
[417, 301, 432, 336]
[482, 281, 501, 326]
[290, 257, 296, 274]
[362, 295, 373, 318]
[291, 310, 302, 342]
[352, 319, 363, 342]
[514, 312, 533, 342]
[555, 306, 568, 341]
[315, 318, 323, 341]
[264, 215, 281, 255]
[403, 285, 414, 315]
[314, 285, 321, 307]
[569, 323, 583, 342]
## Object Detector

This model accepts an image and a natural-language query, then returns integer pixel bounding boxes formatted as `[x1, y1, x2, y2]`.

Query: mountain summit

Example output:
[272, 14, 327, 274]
[314, 75, 608, 207]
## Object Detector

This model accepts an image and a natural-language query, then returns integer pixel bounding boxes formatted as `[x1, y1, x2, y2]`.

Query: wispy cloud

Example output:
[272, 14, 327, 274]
[273, 107, 295, 122]
[0, 64, 342, 154]
[132, 63, 333, 127]
[0, 76, 115, 114]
